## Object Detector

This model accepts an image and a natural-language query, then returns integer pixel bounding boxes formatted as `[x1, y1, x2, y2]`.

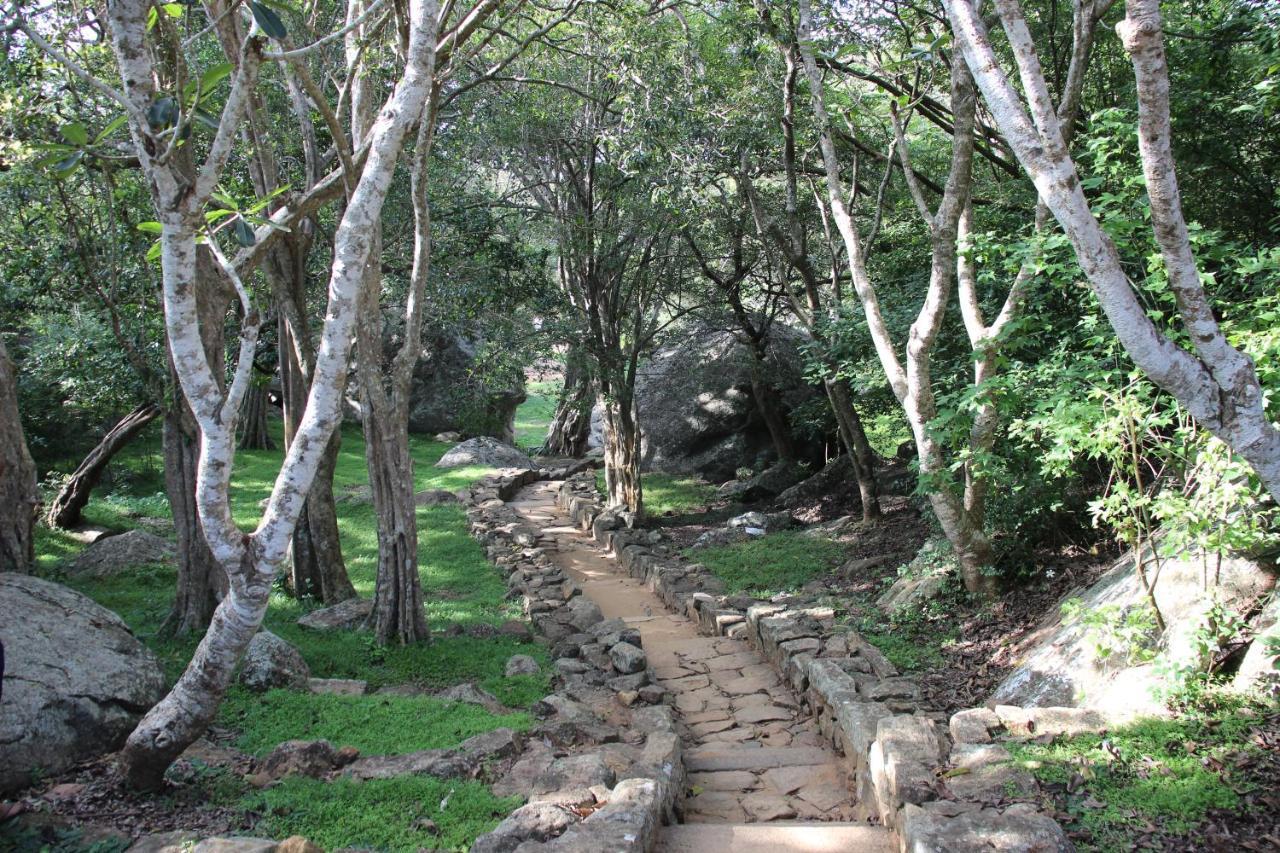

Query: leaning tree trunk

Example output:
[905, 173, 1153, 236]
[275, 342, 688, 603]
[278, 315, 354, 603]
[160, 405, 228, 636]
[47, 402, 161, 529]
[236, 382, 274, 450]
[0, 338, 38, 574]
[544, 358, 594, 457]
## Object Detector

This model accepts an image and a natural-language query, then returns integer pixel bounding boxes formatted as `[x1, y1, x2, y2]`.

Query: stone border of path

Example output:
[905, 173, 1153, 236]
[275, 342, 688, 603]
[554, 472, 1099, 853]
[461, 463, 684, 853]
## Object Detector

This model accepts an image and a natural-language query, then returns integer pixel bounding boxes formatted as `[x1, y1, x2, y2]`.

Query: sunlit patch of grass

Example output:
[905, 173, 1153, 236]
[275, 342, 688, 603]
[243, 775, 519, 852]
[594, 470, 718, 516]
[219, 688, 531, 756]
[514, 379, 560, 452]
[688, 530, 846, 596]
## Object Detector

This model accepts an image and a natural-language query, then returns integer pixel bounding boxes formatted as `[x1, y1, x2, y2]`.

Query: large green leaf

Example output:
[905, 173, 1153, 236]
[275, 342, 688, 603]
[250, 2, 288, 39]
[59, 122, 88, 146]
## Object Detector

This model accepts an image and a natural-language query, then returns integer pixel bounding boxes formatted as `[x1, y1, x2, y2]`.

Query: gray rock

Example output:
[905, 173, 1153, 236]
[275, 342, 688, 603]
[776, 455, 855, 508]
[296, 596, 372, 631]
[566, 596, 604, 632]
[690, 527, 753, 550]
[0, 574, 166, 794]
[436, 436, 533, 469]
[991, 542, 1275, 718]
[434, 682, 509, 714]
[415, 488, 461, 505]
[628, 324, 825, 482]
[344, 728, 522, 780]
[506, 654, 543, 676]
[1233, 593, 1280, 696]
[716, 461, 807, 503]
[66, 529, 174, 577]
[471, 802, 578, 853]
[900, 803, 1071, 852]
[256, 739, 347, 781]
[239, 630, 310, 692]
[609, 642, 646, 674]
[498, 619, 535, 642]
[409, 331, 525, 443]
[532, 752, 616, 794]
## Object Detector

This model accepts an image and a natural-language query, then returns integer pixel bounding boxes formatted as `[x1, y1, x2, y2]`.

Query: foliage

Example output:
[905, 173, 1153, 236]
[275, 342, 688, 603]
[244, 776, 520, 853]
[1008, 705, 1267, 849]
[1060, 598, 1160, 666]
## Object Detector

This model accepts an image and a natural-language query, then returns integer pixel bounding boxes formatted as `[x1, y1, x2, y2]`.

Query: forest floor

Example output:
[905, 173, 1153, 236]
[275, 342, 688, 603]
[6, 379, 1277, 851]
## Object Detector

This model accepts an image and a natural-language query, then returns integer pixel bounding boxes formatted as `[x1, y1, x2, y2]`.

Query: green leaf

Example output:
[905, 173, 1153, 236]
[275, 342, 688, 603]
[192, 109, 221, 132]
[233, 216, 257, 247]
[161, 2, 183, 18]
[200, 62, 235, 95]
[146, 240, 162, 263]
[93, 114, 129, 144]
[211, 189, 240, 211]
[60, 122, 88, 146]
[250, 1, 288, 39]
[52, 150, 84, 178]
[136, 221, 164, 234]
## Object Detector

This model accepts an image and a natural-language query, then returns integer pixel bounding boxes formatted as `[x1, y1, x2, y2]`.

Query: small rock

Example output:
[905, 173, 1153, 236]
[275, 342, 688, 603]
[257, 739, 346, 782]
[498, 620, 534, 642]
[435, 431, 462, 442]
[66, 530, 174, 577]
[505, 654, 542, 677]
[609, 642, 646, 674]
[275, 838, 323, 853]
[415, 489, 460, 506]
[297, 597, 372, 631]
[239, 630, 310, 692]
[617, 690, 640, 707]
[307, 678, 366, 696]
[434, 682, 509, 714]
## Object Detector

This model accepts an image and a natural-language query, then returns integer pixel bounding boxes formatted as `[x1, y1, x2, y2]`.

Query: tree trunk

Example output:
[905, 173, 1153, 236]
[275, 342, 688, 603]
[823, 378, 881, 521]
[544, 358, 594, 457]
[746, 341, 797, 462]
[600, 389, 643, 518]
[237, 382, 274, 450]
[159, 405, 227, 637]
[47, 402, 161, 529]
[278, 308, 354, 603]
[363, 407, 428, 645]
[0, 339, 38, 574]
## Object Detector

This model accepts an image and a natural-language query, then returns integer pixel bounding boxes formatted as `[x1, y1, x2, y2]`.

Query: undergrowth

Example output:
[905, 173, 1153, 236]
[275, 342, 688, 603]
[688, 530, 846, 596]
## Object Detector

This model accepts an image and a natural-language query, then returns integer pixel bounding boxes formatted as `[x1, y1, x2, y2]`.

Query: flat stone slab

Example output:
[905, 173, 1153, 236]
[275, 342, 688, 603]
[658, 823, 893, 853]
[685, 747, 834, 772]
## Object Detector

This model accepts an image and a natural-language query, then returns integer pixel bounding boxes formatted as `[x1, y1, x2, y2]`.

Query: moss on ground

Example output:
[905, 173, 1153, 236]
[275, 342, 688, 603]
[687, 530, 846, 596]
[243, 776, 519, 852]
[220, 689, 532, 757]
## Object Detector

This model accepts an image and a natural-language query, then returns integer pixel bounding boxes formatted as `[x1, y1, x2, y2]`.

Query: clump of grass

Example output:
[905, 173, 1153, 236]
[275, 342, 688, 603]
[219, 688, 531, 756]
[1007, 708, 1265, 849]
[244, 776, 519, 852]
[688, 530, 846, 596]
[514, 379, 560, 451]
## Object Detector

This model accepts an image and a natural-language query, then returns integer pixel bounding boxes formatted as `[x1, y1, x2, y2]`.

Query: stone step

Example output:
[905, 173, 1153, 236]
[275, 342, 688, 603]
[685, 746, 835, 772]
[657, 822, 893, 853]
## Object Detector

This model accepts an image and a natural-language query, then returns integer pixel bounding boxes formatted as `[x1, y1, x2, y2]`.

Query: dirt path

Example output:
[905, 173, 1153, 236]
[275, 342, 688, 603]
[508, 482, 892, 851]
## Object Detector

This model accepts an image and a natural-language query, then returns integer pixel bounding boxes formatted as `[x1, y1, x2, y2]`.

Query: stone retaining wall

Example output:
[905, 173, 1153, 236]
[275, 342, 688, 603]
[463, 465, 683, 853]
[555, 473, 1096, 852]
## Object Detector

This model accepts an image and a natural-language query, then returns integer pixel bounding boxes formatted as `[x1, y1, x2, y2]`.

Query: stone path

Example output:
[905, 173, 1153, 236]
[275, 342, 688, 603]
[509, 483, 893, 851]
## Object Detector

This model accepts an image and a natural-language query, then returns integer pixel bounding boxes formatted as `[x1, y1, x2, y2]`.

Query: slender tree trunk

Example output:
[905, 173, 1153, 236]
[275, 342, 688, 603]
[159, 405, 228, 636]
[823, 377, 881, 520]
[237, 383, 274, 450]
[0, 338, 38, 574]
[277, 292, 354, 604]
[46, 402, 161, 529]
[544, 357, 594, 457]
[745, 341, 797, 462]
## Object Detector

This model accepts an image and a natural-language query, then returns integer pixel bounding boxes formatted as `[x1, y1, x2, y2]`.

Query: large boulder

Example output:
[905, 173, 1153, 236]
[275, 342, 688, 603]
[0, 573, 166, 793]
[66, 530, 174, 577]
[407, 331, 526, 443]
[991, 544, 1276, 719]
[436, 437, 533, 469]
[626, 325, 823, 482]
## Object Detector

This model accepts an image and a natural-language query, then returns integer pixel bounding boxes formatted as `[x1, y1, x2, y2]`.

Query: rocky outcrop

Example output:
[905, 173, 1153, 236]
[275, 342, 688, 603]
[0, 574, 166, 793]
[436, 437, 534, 469]
[991, 544, 1276, 718]
[296, 596, 372, 631]
[65, 530, 174, 577]
[407, 332, 525, 443]
[628, 325, 823, 482]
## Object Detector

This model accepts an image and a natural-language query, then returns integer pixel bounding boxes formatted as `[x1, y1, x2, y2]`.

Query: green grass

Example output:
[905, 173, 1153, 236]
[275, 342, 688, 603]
[244, 776, 520, 852]
[595, 470, 718, 516]
[857, 618, 956, 672]
[687, 530, 846, 596]
[1007, 709, 1266, 849]
[220, 689, 532, 757]
[514, 379, 560, 451]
